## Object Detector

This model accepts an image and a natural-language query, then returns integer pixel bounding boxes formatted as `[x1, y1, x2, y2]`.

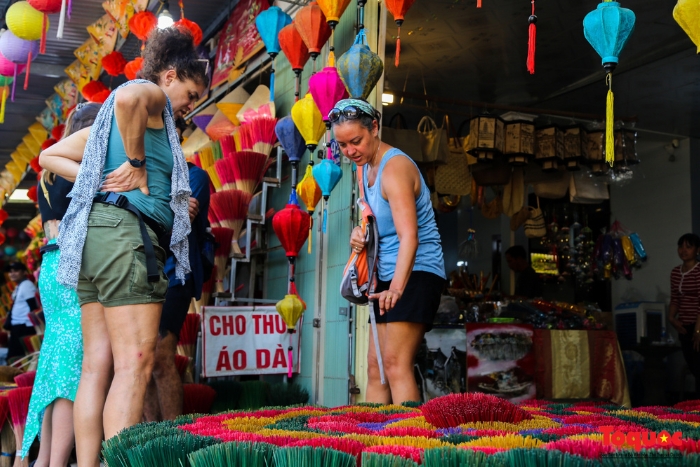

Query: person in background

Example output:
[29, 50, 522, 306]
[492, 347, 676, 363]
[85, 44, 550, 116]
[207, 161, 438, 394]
[21, 103, 102, 467]
[334, 98, 446, 405]
[669, 233, 700, 399]
[6, 262, 37, 362]
[39, 27, 207, 467]
[144, 119, 211, 421]
[505, 245, 543, 299]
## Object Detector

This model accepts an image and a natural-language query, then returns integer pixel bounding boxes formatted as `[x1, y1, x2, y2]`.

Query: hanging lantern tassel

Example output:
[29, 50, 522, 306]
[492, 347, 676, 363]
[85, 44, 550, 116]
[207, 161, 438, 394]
[12, 65, 17, 102]
[40, 13, 48, 54]
[477, 0, 482, 7]
[395, 21, 402, 68]
[269, 54, 276, 101]
[308, 216, 313, 254]
[24, 51, 32, 91]
[322, 196, 328, 233]
[606, 73, 614, 166]
[328, 29, 335, 67]
[527, 1, 536, 74]
[57, 0, 67, 39]
[0, 87, 6, 124]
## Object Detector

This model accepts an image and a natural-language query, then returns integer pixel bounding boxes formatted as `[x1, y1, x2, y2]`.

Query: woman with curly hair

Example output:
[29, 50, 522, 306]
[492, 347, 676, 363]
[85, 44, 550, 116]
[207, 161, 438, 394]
[40, 28, 207, 466]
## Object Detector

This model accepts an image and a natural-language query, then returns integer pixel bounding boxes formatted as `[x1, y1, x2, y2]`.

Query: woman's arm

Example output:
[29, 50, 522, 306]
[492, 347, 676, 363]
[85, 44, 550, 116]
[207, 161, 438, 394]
[38, 128, 91, 182]
[368, 156, 420, 314]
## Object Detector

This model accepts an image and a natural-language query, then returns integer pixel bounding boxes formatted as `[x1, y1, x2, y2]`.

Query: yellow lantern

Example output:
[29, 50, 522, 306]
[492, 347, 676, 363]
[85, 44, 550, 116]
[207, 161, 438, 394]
[276, 294, 305, 331]
[291, 93, 326, 154]
[674, 0, 700, 53]
[296, 163, 322, 253]
[6, 1, 47, 41]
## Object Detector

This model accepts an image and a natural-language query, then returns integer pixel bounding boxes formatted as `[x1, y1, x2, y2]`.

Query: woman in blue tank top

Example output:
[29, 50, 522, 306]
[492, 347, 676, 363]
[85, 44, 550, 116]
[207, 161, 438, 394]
[331, 99, 446, 405]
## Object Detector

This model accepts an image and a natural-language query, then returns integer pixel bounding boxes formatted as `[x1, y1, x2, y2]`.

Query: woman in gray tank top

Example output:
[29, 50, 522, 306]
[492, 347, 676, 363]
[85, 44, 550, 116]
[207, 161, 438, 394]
[331, 99, 446, 405]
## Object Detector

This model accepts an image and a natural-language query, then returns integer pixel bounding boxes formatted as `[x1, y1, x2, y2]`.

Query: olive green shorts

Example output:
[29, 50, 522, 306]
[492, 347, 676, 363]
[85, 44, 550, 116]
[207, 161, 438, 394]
[77, 203, 169, 307]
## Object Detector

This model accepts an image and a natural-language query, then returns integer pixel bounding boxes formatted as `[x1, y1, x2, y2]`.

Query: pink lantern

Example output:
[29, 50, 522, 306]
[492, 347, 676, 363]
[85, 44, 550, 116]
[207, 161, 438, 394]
[0, 30, 38, 99]
[309, 66, 348, 122]
[0, 53, 26, 77]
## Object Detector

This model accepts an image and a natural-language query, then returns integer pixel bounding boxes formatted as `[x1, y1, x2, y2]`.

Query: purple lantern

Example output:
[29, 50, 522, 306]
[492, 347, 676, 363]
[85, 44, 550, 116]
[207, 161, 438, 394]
[0, 31, 39, 100]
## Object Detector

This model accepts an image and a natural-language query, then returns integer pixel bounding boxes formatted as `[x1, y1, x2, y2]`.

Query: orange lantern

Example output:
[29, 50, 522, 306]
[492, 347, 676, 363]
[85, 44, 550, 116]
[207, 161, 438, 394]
[385, 0, 416, 67]
[278, 24, 310, 101]
[316, 0, 352, 66]
[174, 1, 202, 46]
[294, 1, 331, 70]
[124, 57, 144, 81]
[128, 11, 157, 46]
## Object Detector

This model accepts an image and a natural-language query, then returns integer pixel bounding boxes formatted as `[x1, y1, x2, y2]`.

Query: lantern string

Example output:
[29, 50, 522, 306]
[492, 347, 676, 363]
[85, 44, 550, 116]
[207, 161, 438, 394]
[24, 51, 32, 91]
[477, 0, 482, 7]
[308, 217, 313, 254]
[605, 73, 614, 166]
[57, 0, 67, 39]
[395, 26, 401, 68]
[322, 199, 327, 233]
[40, 14, 48, 55]
[328, 29, 335, 67]
[288, 337, 294, 379]
[270, 56, 275, 102]
[527, 1, 536, 74]
[11, 65, 17, 102]
[67, 0, 73, 20]
[0, 87, 6, 124]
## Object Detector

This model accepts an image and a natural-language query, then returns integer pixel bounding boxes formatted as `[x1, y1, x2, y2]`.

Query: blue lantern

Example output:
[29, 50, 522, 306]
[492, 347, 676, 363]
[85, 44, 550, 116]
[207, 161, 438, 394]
[255, 6, 292, 100]
[583, 1, 635, 167]
[275, 116, 307, 188]
[312, 158, 342, 233]
[336, 29, 384, 100]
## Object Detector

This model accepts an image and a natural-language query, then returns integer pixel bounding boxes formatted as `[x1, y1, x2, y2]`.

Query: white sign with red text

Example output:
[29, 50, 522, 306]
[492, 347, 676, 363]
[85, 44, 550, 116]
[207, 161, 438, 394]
[201, 306, 302, 377]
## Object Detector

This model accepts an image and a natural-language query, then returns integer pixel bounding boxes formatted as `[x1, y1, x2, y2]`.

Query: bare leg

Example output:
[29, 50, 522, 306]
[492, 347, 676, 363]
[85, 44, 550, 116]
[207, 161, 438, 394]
[382, 322, 427, 405]
[152, 332, 183, 421]
[103, 303, 161, 439]
[74, 302, 112, 467]
[32, 404, 52, 467]
[47, 399, 73, 467]
[366, 323, 392, 404]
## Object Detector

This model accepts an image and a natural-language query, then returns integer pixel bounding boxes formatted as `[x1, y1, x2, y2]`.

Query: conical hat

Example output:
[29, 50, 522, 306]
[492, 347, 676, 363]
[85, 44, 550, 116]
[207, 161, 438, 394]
[236, 85, 275, 124]
[205, 110, 237, 142]
[191, 103, 217, 132]
[182, 127, 211, 158]
[216, 85, 249, 126]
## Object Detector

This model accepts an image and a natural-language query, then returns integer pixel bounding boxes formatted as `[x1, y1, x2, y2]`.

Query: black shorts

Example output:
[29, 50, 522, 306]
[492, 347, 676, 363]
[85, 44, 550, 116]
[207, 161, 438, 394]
[159, 279, 195, 338]
[372, 270, 445, 331]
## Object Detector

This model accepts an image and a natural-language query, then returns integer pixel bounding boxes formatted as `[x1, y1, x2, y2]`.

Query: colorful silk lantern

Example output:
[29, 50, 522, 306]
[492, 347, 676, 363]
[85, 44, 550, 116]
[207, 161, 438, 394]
[316, 0, 352, 66]
[275, 116, 307, 188]
[27, 0, 61, 54]
[128, 11, 157, 45]
[124, 57, 144, 81]
[174, 1, 203, 46]
[275, 292, 305, 378]
[296, 162, 322, 253]
[385, 0, 416, 67]
[583, 0, 635, 166]
[674, 0, 700, 53]
[294, 1, 332, 71]
[279, 24, 310, 101]
[255, 6, 292, 101]
[6, 2, 47, 41]
[309, 66, 348, 163]
[336, 29, 384, 100]
[102, 51, 127, 77]
[272, 190, 311, 264]
[0, 31, 39, 97]
[312, 158, 342, 233]
[291, 93, 326, 154]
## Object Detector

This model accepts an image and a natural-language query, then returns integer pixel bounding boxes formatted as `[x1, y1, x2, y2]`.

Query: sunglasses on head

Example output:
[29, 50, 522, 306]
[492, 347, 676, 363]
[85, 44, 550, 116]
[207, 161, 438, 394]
[328, 106, 372, 123]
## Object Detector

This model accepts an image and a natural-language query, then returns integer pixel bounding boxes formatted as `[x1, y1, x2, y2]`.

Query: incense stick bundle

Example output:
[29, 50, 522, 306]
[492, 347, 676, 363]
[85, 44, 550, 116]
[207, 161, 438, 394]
[239, 116, 278, 157]
[224, 151, 269, 195]
[209, 190, 252, 256]
[213, 158, 237, 191]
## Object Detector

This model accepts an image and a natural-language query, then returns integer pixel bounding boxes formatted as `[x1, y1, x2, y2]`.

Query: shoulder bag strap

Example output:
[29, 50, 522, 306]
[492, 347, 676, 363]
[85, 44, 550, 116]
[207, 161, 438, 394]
[39, 176, 52, 209]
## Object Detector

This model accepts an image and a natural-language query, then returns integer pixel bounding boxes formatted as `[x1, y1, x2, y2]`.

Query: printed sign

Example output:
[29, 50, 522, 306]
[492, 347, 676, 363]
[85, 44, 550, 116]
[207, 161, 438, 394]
[201, 306, 301, 377]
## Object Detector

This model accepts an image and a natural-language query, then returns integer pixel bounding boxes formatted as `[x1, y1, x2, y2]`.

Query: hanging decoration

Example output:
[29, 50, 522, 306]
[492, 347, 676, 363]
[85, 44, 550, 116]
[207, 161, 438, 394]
[275, 292, 305, 379]
[527, 0, 537, 74]
[296, 163, 322, 253]
[316, 0, 352, 66]
[0, 77, 10, 124]
[0, 31, 39, 98]
[174, 1, 203, 46]
[128, 10, 157, 48]
[102, 51, 127, 77]
[278, 24, 311, 102]
[309, 66, 348, 164]
[312, 156, 342, 233]
[124, 57, 144, 81]
[674, 0, 700, 52]
[385, 0, 416, 67]
[255, 6, 292, 102]
[291, 93, 326, 155]
[27, 0, 61, 54]
[294, 1, 332, 72]
[4, 1, 45, 93]
[583, 0, 635, 166]
[336, 29, 384, 100]
[81, 80, 110, 103]
[275, 116, 307, 188]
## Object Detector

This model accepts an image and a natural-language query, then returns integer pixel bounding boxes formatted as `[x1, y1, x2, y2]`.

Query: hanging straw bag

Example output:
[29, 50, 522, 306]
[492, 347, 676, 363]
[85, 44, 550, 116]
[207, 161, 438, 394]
[534, 171, 570, 199]
[417, 116, 450, 165]
[569, 172, 609, 204]
[435, 116, 471, 195]
[382, 113, 425, 163]
[524, 197, 547, 238]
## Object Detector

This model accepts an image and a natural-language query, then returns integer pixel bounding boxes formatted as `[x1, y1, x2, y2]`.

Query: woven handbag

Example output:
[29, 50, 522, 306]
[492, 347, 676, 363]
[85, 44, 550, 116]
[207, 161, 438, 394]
[417, 115, 450, 165]
[435, 116, 471, 195]
[524, 197, 547, 238]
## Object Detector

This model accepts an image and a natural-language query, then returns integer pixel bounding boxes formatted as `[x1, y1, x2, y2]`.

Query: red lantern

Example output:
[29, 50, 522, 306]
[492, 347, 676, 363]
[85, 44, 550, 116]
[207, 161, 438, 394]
[385, 0, 416, 67]
[175, 17, 203, 46]
[81, 80, 108, 102]
[51, 124, 64, 140]
[27, 186, 38, 203]
[294, 1, 331, 62]
[90, 89, 111, 104]
[124, 57, 144, 81]
[128, 11, 157, 43]
[41, 137, 56, 150]
[278, 24, 310, 101]
[102, 51, 127, 77]
[272, 191, 311, 261]
[27, 0, 62, 54]
[29, 157, 41, 174]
